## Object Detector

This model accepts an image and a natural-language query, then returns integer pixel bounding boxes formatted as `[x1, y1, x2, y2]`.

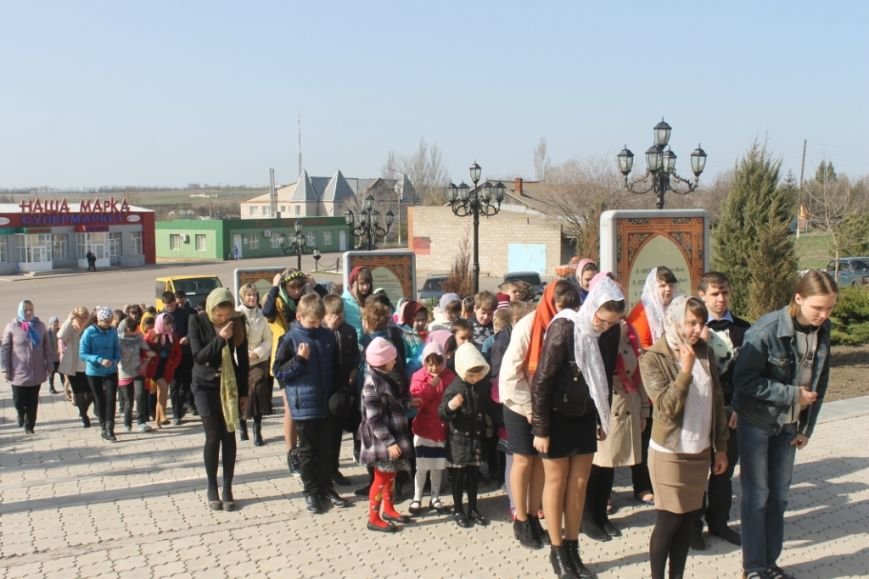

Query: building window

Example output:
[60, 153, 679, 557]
[306, 232, 316, 247]
[195, 234, 207, 251]
[245, 233, 259, 250]
[52, 234, 69, 260]
[271, 233, 285, 249]
[18, 233, 53, 263]
[130, 231, 143, 254]
[321, 231, 332, 246]
[248, 205, 256, 216]
[0, 237, 8, 262]
[169, 233, 182, 250]
[76, 232, 108, 259]
[281, 205, 287, 213]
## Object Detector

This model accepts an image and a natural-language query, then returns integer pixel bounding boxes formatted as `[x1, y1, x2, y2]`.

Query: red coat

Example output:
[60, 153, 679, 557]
[143, 330, 182, 383]
[409, 366, 456, 442]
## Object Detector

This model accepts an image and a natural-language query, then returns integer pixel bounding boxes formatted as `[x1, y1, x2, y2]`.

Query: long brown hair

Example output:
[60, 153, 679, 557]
[788, 270, 838, 317]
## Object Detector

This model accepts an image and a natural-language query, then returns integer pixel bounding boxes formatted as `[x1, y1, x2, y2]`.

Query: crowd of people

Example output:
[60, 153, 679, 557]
[1, 263, 838, 579]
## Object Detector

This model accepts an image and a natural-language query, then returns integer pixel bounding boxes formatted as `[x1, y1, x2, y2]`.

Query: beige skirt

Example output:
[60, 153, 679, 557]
[648, 447, 710, 514]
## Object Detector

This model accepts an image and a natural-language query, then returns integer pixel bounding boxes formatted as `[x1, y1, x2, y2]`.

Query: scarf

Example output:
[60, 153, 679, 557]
[641, 268, 669, 343]
[154, 312, 174, 345]
[525, 282, 559, 375]
[551, 276, 625, 434]
[206, 288, 240, 433]
[17, 301, 41, 347]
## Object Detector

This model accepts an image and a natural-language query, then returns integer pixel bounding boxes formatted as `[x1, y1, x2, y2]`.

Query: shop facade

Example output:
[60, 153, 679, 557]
[155, 216, 349, 260]
[0, 198, 156, 274]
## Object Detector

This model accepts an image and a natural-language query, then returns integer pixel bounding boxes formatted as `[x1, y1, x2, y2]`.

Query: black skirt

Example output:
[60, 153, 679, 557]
[244, 361, 273, 418]
[540, 410, 597, 459]
[504, 405, 538, 457]
[192, 379, 223, 418]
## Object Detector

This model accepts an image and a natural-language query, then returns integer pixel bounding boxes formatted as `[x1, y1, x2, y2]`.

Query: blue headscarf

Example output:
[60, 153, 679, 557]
[16, 300, 41, 347]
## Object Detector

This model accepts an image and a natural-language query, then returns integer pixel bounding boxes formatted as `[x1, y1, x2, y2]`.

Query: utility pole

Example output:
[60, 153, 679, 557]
[297, 114, 302, 177]
[797, 139, 807, 238]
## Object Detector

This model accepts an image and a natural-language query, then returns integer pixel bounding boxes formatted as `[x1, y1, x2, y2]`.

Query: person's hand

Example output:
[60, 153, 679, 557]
[526, 413, 533, 425]
[387, 444, 401, 459]
[218, 321, 234, 341]
[790, 433, 810, 449]
[145, 350, 156, 358]
[239, 396, 248, 414]
[699, 326, 711, 343]
[249, 351, 260, 363]
[798, 387, 818, 406]
[712, 451, 728, 475]
[678, 344, 696, 369]
[297, 342, 310, 360]
[272, 272, 283, 287]
[597, 426, 607, 441]
[180, 336, 189, 346]
[100, 359, 113, 368]
[533, 436, 550, 454]
[448, 393, 464, 410]
[410, 397, 423, 408]
[728, 412, 738, 430]
[430, 375, 441, 388]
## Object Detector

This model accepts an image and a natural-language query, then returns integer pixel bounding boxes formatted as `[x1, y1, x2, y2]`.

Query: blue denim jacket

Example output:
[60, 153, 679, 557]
[732, 306, 831, 438]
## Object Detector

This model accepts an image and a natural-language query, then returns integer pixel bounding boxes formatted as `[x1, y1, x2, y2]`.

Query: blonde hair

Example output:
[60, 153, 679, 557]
[788, 270, 839, 317]
[297, 293, 325, 319]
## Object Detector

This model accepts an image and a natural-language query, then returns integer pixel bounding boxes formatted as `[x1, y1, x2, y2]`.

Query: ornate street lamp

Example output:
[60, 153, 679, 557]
[618, 118, 707, 209]
[344, 193, 395, 251]
[287, 220, 315, 271]
[446, 161, 505, 294]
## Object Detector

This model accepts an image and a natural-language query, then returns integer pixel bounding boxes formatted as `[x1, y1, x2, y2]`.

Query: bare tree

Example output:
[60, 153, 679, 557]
[532, 137, 551, 181]
[690, 168, 734, 226]
[381, 138, 448, 205]
[442, 226, 472, 296]
[539, 156, 636, 260]
[805, 162, 868, 271]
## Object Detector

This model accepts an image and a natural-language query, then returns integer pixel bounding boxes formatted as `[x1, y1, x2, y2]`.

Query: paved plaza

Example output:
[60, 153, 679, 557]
[1, 389, 867, 578]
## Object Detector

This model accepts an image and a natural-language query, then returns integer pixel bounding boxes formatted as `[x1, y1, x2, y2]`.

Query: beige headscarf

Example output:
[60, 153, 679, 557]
[206, 288, 240, 433]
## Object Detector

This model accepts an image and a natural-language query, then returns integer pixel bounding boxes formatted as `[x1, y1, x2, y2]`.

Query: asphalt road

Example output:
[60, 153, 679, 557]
[0, 253, 503, 319]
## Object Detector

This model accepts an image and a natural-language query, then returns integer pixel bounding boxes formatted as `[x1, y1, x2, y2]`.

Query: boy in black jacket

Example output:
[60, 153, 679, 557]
[323, 294, 360, 487]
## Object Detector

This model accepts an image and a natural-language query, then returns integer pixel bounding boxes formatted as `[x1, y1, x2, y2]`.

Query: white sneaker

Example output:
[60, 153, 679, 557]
[124, 424, 133, 433]
[137, 424, 152, 433]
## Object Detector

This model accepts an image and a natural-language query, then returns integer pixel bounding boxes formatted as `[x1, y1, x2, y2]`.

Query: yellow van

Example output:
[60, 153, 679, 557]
[155, 275, 223, 311]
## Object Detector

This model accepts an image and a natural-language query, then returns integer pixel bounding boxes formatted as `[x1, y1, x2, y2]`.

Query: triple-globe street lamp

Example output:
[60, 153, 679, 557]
[286, 220, 313, 271]
[447, 162, 506, 294]
[344, 194, 395, 251]
[617, 119, 708, 209]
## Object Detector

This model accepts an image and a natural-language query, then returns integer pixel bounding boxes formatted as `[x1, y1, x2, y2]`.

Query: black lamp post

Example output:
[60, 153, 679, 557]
[312, 248, 321, 272]
[447, 161, 506, 294]
[344, 193, 395, 251]
[287, 220, 314, 271]
[617, 118, 708, 209]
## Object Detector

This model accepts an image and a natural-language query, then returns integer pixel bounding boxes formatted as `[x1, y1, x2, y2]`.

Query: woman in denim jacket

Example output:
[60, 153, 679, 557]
[732, 271, 838, 579]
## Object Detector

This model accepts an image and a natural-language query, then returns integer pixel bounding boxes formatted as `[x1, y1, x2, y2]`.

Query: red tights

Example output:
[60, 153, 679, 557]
[368, 469, 402, 528]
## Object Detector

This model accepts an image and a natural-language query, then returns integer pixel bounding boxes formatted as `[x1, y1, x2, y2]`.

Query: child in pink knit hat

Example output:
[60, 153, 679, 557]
[359, 337, 413, 532]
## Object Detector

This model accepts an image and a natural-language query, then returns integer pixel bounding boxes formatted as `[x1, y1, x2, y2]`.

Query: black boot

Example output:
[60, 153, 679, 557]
[105, 422, 117, 442]
[253, 419, 264, 446]
[513, 518, 543, 549]
[238, 419, 249, 441]
[528, 513, 550, 545]
[564, 539, 594, 578]
[549, 545, 579, 578]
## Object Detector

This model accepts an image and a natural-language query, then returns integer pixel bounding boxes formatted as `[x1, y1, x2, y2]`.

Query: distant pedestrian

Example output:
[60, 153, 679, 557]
[233, 245, 240, 260]
[2, 300, 52, 433]
[86, 250, 97, 271]
[732, 270, 838, 579]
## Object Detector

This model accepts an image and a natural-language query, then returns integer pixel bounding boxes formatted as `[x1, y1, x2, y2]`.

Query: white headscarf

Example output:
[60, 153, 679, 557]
[641, 267, 680, 344]
[551, 276, 625, 434]
[663, 295, 691, 350]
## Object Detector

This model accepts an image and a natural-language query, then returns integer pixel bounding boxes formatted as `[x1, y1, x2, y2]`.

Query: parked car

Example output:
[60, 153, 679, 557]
[501, 271, 546, 299]
[826, 257, 869, 287]
[418, 274, 449, 302]
[155, 275, 223, 311]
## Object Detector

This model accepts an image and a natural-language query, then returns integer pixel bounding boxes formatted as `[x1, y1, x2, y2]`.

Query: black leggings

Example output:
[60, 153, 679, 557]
[650, 509, 701, 579]
[201, 414, 237, 501]
[586, 465, 616, 526]
[451, 466, 480, 514]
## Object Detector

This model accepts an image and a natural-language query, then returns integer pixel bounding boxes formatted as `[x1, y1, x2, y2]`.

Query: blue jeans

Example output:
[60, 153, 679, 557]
[738, 420, 797, 573]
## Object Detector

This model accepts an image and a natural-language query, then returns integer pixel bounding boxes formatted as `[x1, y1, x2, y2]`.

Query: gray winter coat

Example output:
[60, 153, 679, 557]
[2, 318, 52, 387]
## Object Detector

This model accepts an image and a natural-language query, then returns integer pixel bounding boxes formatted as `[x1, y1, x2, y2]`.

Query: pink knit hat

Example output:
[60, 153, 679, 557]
[366, 337, 397, 367]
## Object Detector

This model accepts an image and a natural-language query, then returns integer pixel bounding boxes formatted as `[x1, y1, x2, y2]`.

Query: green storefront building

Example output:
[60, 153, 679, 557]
[155, 217, 349, 260]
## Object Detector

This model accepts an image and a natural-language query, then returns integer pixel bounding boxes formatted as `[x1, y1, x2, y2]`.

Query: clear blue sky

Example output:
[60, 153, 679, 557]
[2, 0, 866, 189]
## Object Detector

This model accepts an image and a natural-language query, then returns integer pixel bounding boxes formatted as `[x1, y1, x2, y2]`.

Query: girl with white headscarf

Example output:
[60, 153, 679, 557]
[627, 266, 680, 350]
[530, 277, 625, 578]
[639, 295, 729, 579]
